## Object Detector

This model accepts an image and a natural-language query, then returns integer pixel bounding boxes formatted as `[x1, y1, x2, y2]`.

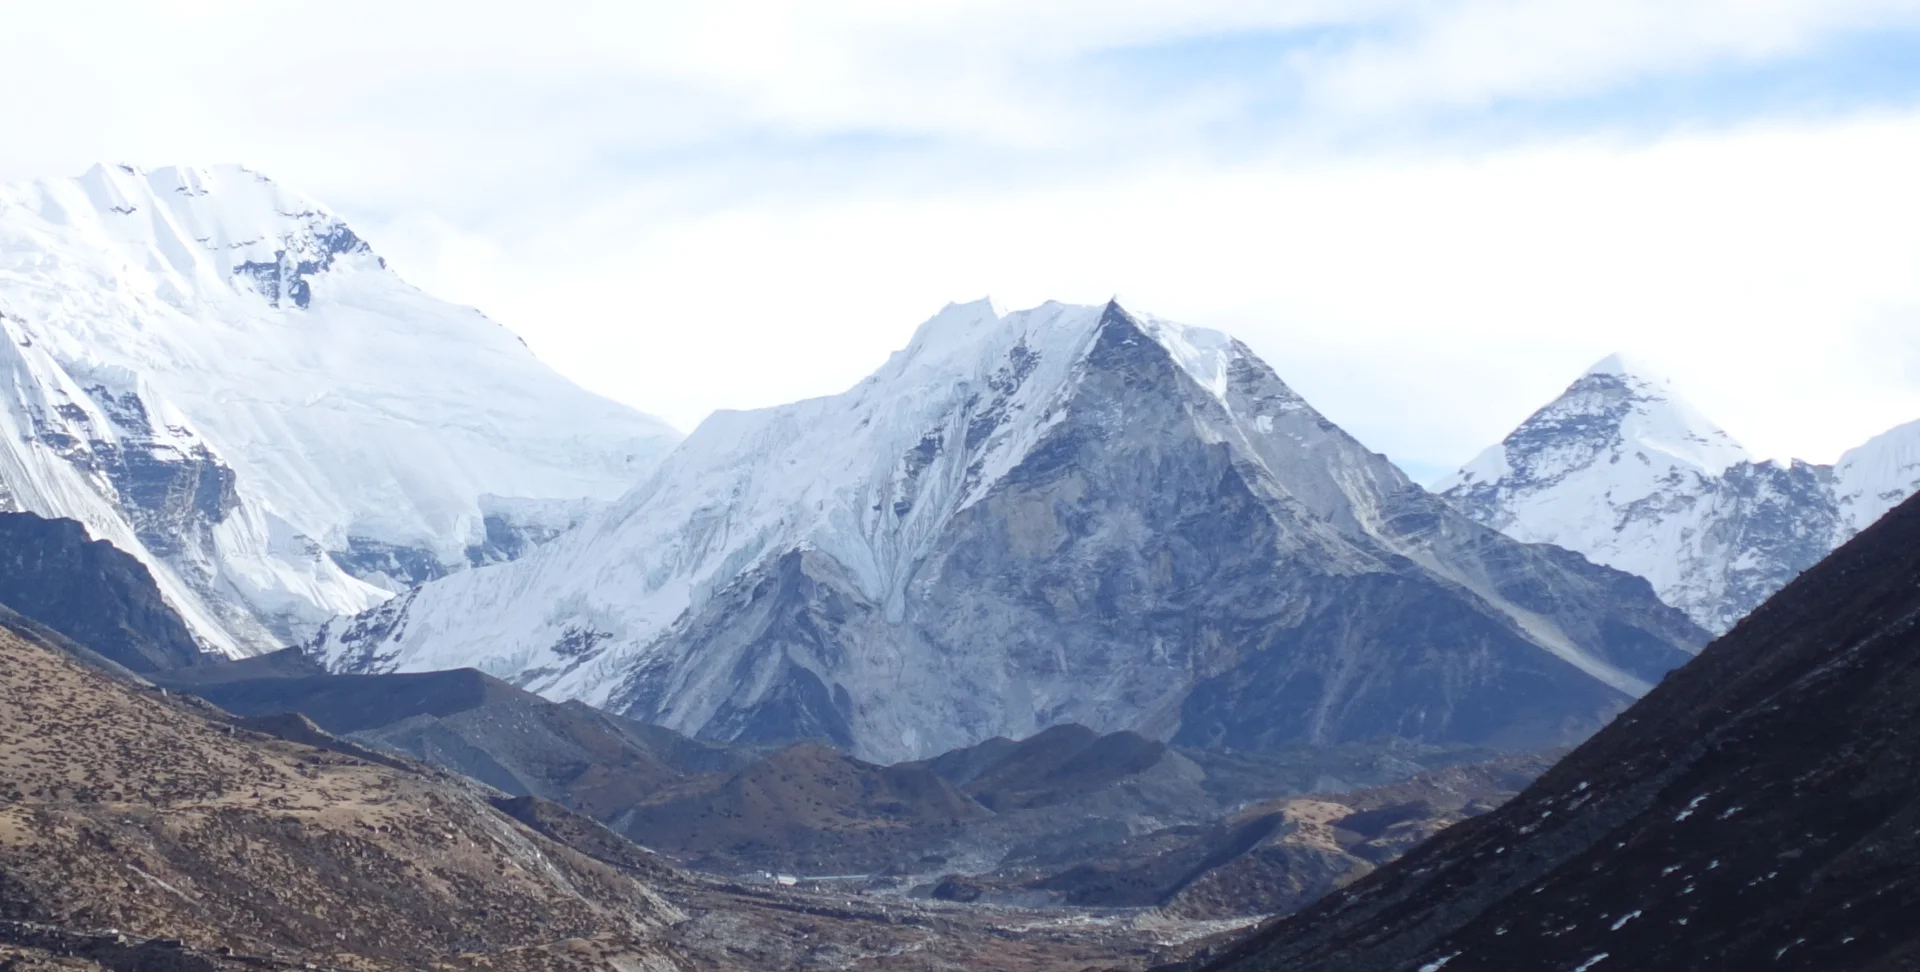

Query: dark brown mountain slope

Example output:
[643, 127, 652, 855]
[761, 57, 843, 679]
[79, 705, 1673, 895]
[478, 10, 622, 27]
[1205, 491, 1920, 972]
[0, 624, 689, 971]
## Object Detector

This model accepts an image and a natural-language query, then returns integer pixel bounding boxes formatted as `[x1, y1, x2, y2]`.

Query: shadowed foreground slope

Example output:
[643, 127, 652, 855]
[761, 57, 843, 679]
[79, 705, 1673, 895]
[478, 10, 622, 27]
[1206, 492, 1920, 972]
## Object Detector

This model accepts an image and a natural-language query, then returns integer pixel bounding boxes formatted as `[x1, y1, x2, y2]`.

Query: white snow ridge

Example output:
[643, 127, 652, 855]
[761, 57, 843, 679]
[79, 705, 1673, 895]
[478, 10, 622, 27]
[0, 163, 680, 655]
[1438, 354, 1917, 633]
[1833, 418, 1920, 537]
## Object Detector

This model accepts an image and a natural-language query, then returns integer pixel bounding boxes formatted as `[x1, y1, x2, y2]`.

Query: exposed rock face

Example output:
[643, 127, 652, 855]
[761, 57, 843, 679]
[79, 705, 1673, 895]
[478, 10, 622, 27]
[0, 511, 205, 672]
[1438, 355, 1915, 633]
[0, 163, 680, 654]
[465, 496, 604, 569]
[228, 209, 374, 309]
[1204, 491, 1920, 972]
[316, 300, 1705, 763]
[332, 498, 606, 591]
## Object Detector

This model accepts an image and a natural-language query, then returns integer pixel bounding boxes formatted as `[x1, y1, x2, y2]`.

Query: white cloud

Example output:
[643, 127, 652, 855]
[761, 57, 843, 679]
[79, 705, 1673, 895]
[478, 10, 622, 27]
[1, 0, 1917, 475]
[1308, 0, 1920, 115]
[371, 113, 1920, 474]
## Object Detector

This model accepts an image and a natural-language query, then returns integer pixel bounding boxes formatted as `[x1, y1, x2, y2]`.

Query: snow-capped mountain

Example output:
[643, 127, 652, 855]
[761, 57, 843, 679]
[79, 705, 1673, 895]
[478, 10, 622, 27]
[0, 163, 680, 655]
[1436, 355, 1917, 633]
[315, 299, 1704, 763]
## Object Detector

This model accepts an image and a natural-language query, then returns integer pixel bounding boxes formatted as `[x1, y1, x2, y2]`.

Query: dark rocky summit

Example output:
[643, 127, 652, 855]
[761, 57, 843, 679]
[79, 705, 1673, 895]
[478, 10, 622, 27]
[1204, 491, 1920, 972]
[0, 511, 206, 672]
[607, 306, 1708, 759]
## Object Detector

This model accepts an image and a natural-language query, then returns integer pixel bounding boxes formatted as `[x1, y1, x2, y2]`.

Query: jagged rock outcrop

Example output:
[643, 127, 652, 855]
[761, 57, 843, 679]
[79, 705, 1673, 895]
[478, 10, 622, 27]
[316, 300, 1706, 763]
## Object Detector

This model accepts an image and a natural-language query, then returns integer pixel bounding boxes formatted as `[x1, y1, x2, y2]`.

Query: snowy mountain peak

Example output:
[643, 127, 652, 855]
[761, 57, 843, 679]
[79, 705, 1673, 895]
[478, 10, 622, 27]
[53, 162, 379, 311]
[0, 164, 680, 656]
[1436, 355, 1920, 635]
[1573, 353, 1747, 469]
[1582, 351, 1667, 381]
[1436, 357, 1775, 631]
[1438, 353, 1748, 500]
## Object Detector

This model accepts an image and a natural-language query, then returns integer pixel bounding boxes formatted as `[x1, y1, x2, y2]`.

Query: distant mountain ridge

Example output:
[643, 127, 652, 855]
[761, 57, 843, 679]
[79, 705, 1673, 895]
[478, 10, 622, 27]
[166, 658, 1538, 909]
[1438, 355, 1920, 632]
[0, 163, 680, 655]
[315, 299, 1705, 763]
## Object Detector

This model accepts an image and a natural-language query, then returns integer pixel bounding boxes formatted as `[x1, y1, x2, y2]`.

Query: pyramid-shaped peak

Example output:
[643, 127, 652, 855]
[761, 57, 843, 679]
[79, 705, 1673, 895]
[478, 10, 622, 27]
[1454, 352, 1751, 487]
[1554, 354, 1748, 473]
[1583, 351, 1674, 384]
[936, 296, 1005, 319]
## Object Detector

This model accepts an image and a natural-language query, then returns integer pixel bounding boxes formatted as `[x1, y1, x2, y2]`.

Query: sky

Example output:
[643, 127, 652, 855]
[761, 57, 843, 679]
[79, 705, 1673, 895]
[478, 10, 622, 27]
[3, 1, 1919, 482]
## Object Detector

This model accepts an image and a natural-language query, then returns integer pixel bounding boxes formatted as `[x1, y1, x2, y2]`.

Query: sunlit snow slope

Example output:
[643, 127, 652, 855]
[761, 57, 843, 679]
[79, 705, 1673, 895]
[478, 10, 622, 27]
[1834, 418, 1920, 537]
[318, 300, 1704, 763]
[0, 164, 680, 655]
[1438, 355, 1917, 632]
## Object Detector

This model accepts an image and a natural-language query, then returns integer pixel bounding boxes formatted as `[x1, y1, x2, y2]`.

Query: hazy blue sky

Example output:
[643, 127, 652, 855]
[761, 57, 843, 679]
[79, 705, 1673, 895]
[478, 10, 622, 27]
[5, 1, 1919, 480]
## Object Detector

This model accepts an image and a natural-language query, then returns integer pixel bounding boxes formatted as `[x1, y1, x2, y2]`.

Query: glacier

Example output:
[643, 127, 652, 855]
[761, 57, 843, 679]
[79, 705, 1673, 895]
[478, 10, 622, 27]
[0, 163, 680, 654]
